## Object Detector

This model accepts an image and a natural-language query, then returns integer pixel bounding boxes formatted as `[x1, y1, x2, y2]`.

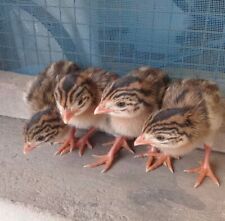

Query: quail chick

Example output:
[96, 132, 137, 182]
[25, 60, 80, 112]
[54, 67, 118, 156]
[84, 66, 169, 172]
[23, 60, 80, 154]
[23, 107, 70, 154]
[135, 79, 223, 188]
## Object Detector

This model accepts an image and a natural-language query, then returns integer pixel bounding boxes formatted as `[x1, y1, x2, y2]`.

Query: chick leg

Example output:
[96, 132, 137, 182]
[134, 146, 157, 172]
[184, 144, 219, 188]
[146, 152, 174, 173]
[74, 127, 96, 156]
[102, 140, 114, 147]
[84, 136, 134, 173]
[102, 139, 134, 152]
[55, 127, 77, 155]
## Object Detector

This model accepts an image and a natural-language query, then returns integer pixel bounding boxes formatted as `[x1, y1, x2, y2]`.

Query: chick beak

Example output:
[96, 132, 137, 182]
[134, 134, 151, 146]
[62, 109, 75, 124]
[94, 103, 112, 115]
[23, 143, 36, 155]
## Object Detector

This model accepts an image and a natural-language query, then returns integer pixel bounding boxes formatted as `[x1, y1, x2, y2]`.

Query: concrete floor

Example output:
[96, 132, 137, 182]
[0, 116, 225, 221]
[0, 198, 68, 221]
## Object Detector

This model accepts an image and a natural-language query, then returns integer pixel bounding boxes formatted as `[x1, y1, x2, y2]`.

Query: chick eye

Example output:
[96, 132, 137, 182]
[156, 135, 165, 141]
[116, 102, 125, 107]
[37, 136, 44, 141]
[78, 99, 83, 106]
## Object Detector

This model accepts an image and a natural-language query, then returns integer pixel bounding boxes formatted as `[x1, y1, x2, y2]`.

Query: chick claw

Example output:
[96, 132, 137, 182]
[54, 127, 77, 156]
[122, 139, 135, 154]
[146, 153, 174, 173]
[134, 147, 157, 171]
[102, 140, 114, 147]
[74, 127, 96, 156]
[84, 154, 114, 173]
[84, 137, 133, 173]
[184, 163, 219, 188]
[55, 136, 76, 156]
[74, 136, 93, 157]
[184, 144, 219, 188]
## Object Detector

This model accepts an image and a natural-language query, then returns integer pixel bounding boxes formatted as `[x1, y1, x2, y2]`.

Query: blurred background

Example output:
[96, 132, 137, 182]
[0, 0, 225, 86]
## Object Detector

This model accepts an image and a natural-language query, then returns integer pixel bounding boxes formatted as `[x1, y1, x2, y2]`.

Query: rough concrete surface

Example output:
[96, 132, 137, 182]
[0, 115, 225, 221]
[0, 71, 32, 119]
[0, 198, 70, 221]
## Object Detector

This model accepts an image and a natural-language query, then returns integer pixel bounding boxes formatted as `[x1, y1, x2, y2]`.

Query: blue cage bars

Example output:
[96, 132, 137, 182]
[0, 0, 225, 87]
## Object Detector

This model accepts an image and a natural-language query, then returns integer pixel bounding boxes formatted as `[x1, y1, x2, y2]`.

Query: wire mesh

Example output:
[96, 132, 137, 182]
[0, 0, 225, 87]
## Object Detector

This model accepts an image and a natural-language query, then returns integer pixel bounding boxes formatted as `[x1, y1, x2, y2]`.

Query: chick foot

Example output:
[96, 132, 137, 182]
[84, 136, 134, 173]
[146, 152, 174, 173]
[102, 140, 114, 147]
[184, 144, 219, 188]
[74, 127, 96, 156]
[102, 139, 134, 153]
[134, 146, 157, 171]
[55, 127, 77, 155]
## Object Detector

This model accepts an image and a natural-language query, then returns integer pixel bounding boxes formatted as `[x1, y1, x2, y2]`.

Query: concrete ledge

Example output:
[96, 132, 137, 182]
[0, 71, 32, 119]
[1, 116, 225, 220]
[0, 71, 225, 153]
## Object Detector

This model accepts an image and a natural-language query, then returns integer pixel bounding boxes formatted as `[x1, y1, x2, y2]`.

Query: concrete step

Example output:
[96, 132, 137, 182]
[0, 115, 225, 220]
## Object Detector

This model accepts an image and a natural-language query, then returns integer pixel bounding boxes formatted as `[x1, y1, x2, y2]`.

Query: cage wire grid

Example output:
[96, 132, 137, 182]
[0, 0, 225, 88]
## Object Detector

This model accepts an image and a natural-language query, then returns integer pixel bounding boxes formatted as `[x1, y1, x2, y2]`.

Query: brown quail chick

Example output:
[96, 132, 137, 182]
[23, 61, 80, 154]
[23, 107, 70, 154]
[25, 60, 80, 112]
[84, 66, 169, 172]
[54, 67, 118, 156]
[135, 79, 223, 188]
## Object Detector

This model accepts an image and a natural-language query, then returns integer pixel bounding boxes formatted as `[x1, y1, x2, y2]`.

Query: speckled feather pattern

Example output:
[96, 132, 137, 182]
[23, 61, 79, 146]
[143, 79, 224, 156]
[99, 66, 169, 138]
[54, 67, 119, 130]
[25, 60, 80, 112]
